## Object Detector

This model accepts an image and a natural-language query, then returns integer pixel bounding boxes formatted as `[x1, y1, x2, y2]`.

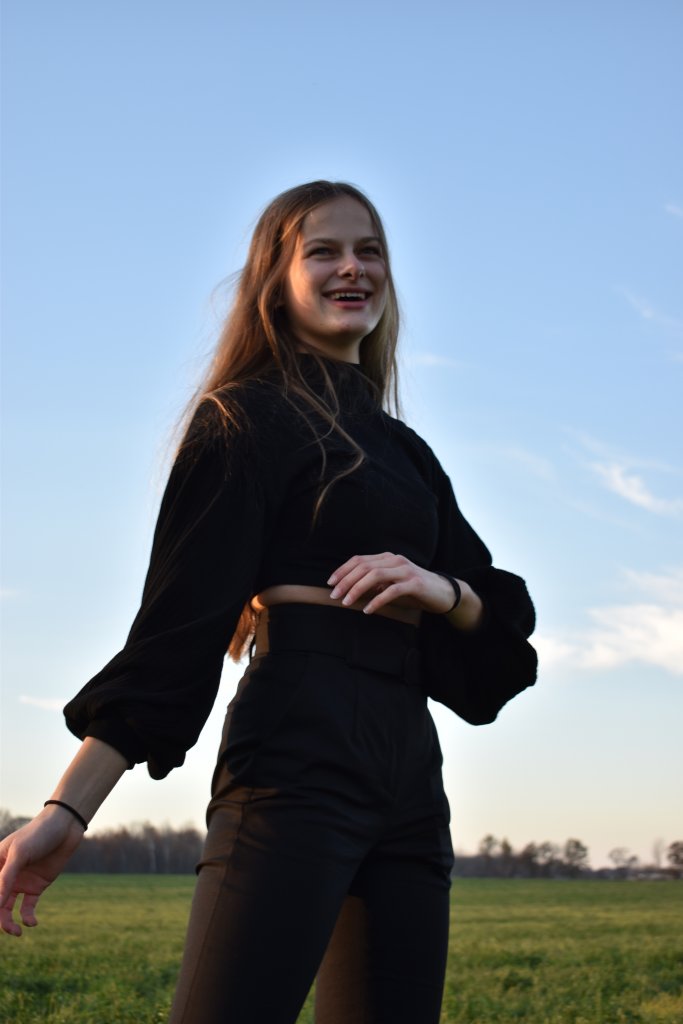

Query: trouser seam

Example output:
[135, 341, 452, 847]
[173, 793, 253, 1022]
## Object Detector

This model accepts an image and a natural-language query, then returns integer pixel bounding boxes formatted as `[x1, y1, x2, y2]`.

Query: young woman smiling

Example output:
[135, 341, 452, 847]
[0, 181, 536, 1023]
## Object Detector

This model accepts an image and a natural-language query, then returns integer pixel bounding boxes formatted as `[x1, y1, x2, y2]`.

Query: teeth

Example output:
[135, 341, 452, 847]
[328, 292, 366, 300]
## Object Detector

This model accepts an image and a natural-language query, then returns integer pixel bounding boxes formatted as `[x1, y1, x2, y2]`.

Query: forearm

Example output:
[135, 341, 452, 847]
[44, 736, 129, 827]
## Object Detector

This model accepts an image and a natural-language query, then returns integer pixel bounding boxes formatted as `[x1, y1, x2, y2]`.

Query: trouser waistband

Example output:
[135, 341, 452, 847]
[253, 604, 422, 687]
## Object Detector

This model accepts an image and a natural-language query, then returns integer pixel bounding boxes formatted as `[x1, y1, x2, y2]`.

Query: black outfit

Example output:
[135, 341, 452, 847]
[63, 355, 536, 1023]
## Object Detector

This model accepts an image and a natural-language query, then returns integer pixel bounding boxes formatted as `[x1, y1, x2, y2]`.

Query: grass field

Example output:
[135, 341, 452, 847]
[0, 877, 681, 1023]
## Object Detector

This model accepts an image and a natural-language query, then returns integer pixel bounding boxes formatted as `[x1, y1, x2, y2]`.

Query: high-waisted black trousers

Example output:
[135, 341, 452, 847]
[169, 604, 454, 1024]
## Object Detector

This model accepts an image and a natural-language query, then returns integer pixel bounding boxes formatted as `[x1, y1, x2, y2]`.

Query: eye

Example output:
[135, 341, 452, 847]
[359, 244, 383, 257]
[308, 246, 334, 256]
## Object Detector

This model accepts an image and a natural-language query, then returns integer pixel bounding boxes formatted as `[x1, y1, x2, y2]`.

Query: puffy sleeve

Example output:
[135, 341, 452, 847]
[418, 453, 538, 724]
[63, 391, 279, 779]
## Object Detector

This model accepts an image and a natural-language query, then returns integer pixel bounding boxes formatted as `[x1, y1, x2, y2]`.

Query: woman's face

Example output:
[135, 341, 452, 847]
[282, 196, 388, 363]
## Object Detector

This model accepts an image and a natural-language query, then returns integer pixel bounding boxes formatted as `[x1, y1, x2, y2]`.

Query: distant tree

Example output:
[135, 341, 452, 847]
[667, 841, 683, 878]
[478, 834, 499, 860]
[563, 839, 589, 877]
[499, 838, 515, 877]
[536, 841, 560, 877]
[517, 842, 539, 878]
[608, 847, 641, 879]
[626, 854, 640, 876]
[63, 821, 204, 874]
[0, 810, 30, 841]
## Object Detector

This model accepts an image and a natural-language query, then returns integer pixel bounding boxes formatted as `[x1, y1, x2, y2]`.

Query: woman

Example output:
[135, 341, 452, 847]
[0, 181, 536, 1022]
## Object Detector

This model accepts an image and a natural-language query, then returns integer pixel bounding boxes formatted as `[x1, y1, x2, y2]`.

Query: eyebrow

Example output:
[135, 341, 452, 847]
[302, 235, 382, 247]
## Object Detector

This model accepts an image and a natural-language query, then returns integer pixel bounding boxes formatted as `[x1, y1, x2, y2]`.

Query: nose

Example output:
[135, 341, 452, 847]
[339, 253, 366, 279]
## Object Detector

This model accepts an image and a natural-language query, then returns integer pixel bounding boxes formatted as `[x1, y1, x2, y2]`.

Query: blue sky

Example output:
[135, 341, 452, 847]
[2, 0, 681, 867]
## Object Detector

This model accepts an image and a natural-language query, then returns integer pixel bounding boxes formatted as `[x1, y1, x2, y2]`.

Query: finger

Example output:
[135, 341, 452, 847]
[328, 553, 397, 587]
[361, 581, 412, 615]
[329, 556, 401, 598]
[0, 893, 21, 938]
[330, 563, 379, 600]
[340, 567, 409, 608]
[0, 858, 19, 913]
[19, 892, 40, 928]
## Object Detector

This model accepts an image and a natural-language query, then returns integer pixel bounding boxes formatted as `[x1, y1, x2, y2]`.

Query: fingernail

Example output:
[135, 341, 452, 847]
[330, 587, 340, 599]
[342, 595, 351, 605]
[327, 575, 337, 585]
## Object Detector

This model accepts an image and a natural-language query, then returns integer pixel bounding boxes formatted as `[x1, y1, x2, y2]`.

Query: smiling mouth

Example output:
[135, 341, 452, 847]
[325, 291, 370, 302]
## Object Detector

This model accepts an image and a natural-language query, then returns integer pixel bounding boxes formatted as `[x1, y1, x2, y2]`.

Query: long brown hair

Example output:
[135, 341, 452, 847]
[179, 181, 402, 659]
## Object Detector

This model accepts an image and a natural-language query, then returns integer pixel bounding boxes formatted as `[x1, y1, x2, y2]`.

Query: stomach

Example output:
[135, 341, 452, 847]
[251, 584, 422, 626]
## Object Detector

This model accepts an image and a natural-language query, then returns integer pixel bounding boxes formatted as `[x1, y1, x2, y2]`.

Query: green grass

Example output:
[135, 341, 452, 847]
[444, 880, 683, 1024]
[0, 878, 681, 1023]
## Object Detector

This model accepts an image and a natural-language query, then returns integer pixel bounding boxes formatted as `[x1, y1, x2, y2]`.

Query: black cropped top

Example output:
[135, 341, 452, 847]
[64, 355, 537, 779]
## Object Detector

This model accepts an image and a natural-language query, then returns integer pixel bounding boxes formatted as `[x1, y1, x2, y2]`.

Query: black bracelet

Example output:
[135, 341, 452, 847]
[436, 572, 462, 613]
[44, 800, 88, 832]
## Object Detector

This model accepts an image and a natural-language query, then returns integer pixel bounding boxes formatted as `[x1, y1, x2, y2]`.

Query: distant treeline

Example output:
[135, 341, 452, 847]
[1, 811, 203, 875]
[2, 811, 681, 878]
[454, 835, 683, 880]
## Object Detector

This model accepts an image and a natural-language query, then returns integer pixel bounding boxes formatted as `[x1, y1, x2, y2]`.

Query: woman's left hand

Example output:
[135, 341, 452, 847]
[327, 552, 483, 628]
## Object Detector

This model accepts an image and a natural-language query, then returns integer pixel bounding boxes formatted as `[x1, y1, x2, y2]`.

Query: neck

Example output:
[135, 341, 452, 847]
[295, 341, 361, 365]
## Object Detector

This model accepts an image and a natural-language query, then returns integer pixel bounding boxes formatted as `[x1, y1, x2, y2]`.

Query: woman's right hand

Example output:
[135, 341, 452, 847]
[0, 805, 86, 936]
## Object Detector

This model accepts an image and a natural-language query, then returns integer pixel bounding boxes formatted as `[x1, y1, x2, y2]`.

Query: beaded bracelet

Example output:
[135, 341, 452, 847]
[436, 572, 462, 613]
[44, 799, 88, 832]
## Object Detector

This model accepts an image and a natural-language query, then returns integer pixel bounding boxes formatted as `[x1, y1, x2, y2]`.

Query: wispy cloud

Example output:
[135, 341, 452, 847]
[20, 695, 65, 712]
[572, 432, 683, 518]
[665, 203, 683, 220]
[537, 567, 683, 677]
[589, 462, 683, 516]
[579, 603, 683, 674]
[617, 288, 683, 332]
[622, 566, 683, 605]
[572, 431, 671, 470]
[404, 351, 464, 370]
[533, 634, 577, 670]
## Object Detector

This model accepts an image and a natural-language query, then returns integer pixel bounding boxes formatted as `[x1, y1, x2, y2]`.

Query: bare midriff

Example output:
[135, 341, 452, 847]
[251, 585, 422, 627]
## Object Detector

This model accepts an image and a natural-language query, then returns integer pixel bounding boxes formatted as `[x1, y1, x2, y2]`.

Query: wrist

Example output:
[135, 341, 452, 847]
[43, 799, 89, 832]
[435, 572, 462, 613]
[444, 580, 486, 632]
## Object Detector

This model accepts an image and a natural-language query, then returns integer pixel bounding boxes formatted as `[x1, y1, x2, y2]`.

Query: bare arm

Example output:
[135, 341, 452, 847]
[0, 737, 128, 936]
[46, 735, 129, 822]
